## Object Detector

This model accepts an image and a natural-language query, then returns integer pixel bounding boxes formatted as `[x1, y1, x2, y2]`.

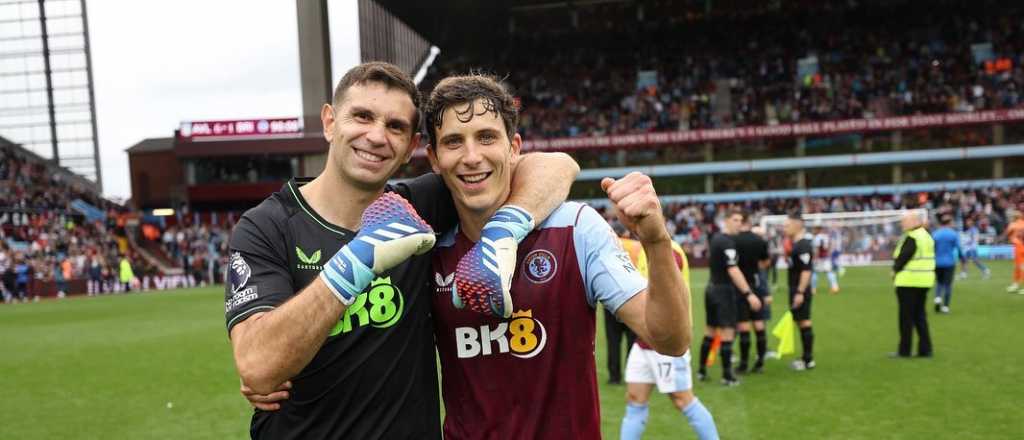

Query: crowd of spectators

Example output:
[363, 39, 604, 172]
[0, 146, 154, 301]
[601, 186, 1024, 260]
[4, 146, 1023, 301]
[8, 1, 1024, 300]
[1, 144, 237, 301]
[424, 0, 1024, 140]
[157, 221, 230, 288]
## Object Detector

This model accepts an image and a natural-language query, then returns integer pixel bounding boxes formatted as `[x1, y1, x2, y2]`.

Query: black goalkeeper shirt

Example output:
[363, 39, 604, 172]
[224, 175, 456, 440]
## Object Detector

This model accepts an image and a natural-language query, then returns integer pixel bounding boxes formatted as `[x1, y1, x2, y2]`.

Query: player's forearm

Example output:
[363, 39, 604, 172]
[797, 270, 812, 293]
[506, 152, 579, 221]
[639, 239, 691, 356]
[727, 267, 751, 293]
[232, 279, 346, 394]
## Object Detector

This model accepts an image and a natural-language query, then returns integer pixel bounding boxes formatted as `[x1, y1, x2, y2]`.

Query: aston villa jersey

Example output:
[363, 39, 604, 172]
[431, 202, 647, 440]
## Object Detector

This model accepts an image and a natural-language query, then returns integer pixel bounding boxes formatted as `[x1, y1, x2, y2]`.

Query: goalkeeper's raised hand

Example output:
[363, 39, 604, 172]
[320, 192, 436, 304]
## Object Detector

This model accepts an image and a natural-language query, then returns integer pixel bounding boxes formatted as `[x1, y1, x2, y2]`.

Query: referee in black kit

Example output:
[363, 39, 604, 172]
[734, 212, 772, 374]
[784, 213, 816, 371]
[698, 209, 761, 385]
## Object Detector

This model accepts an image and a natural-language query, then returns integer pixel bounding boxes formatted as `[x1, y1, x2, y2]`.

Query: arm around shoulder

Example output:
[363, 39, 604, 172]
[506, 152, 580, 223]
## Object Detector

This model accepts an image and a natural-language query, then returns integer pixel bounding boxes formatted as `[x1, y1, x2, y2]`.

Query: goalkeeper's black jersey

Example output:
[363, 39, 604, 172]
[225, 175, 455, 440]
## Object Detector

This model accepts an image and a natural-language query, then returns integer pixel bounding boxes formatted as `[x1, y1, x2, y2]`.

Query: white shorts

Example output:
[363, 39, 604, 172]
[814, 259, 833, 273]
[624, 344, 692, 393]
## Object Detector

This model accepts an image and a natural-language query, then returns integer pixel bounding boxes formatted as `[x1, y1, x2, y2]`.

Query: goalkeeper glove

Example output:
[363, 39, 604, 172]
[320, 192, 435, 304]
[453, 205, 534, 318]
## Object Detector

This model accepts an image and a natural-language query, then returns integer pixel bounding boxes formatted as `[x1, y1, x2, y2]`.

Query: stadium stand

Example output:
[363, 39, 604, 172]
[0, 141, 193, 300]
[424, 0, 1024, 138]
[6, 0, 1024, 299]
[599, 185, 1023, 263]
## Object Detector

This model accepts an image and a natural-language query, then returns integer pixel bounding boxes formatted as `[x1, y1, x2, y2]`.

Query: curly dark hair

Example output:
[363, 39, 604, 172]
[422, 73, 518, 149]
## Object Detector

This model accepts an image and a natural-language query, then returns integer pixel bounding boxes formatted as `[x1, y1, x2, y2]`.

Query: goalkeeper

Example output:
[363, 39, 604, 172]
[225, 62, 578, 440]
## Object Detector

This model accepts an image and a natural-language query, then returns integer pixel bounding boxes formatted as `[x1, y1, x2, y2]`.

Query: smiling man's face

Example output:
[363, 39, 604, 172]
[427, 98, 521, 220]
[324, 82, 419, 191]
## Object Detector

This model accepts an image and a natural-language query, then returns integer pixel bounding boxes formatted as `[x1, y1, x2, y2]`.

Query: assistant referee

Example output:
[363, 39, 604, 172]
[784, 213, 815, 371]
[697, 209, 761, 385]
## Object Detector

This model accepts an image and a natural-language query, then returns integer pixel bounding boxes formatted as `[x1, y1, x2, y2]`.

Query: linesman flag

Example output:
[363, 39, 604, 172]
[772, 311, 797, 358]
[704, 333, 722, 367]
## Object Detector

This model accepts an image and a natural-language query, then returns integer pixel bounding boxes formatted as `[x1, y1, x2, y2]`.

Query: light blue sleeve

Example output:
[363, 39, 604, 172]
[951, 230, 962, 257]
[572, 205, 648, 313]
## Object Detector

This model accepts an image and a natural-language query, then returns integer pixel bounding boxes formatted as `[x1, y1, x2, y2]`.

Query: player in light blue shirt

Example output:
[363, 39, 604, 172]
[958, 217, 990, 279]
[932, 216, 961, 313]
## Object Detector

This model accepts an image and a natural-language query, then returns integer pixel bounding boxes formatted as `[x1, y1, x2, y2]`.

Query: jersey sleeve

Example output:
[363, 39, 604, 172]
[573, 206, 647, 313]
[224, 213, 295, 334]
[722, 236, 739, 267]
[387, 173, 458, 233]
[795, 240, 813, 271]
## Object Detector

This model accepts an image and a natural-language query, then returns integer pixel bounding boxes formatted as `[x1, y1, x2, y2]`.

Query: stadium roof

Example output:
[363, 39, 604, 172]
[125, 137, 175, 154]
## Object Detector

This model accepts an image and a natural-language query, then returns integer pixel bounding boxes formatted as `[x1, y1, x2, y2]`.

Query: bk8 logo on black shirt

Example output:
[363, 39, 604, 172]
[329, 276, 404, 336]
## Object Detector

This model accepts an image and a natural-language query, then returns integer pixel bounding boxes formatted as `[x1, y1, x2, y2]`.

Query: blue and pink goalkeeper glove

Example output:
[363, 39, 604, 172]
[320, 192, 435, 304]
[453, 205, 534, 318]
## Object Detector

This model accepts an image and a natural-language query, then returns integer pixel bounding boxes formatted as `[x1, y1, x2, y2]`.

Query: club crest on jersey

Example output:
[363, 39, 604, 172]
[435, 272, 455, 295]
[228, 252, 251, 294]
[523, 249, 557, 284]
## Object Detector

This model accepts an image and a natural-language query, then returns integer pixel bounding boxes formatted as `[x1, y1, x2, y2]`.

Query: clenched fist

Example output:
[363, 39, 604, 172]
[601, 172, 670, 244]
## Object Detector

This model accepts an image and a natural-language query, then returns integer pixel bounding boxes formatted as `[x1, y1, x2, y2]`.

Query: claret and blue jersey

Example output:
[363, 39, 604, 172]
[430, 201, 648, 440]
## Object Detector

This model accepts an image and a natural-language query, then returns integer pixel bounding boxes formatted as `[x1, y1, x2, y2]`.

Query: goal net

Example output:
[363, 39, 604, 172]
[758, 209, 926, 267]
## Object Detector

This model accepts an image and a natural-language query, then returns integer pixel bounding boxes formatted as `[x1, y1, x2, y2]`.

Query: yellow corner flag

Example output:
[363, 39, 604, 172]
[772, 311, 796, 358]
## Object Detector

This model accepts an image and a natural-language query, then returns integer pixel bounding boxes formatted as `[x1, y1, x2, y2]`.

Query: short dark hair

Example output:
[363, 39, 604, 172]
[726, 208, 748, 222]
[423, 73, 518, 149]
[332, 61, 421, 128]
[788, 212, 804, 222]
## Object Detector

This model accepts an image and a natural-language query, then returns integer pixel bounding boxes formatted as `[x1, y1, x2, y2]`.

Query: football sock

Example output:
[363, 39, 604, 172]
[620, 402, 649, 440]
[800, 326, 814, 362]
[755, 329, 767, 364]
[720, 340, 734, 379]
[826, 271, 839, 289]
[738, 331, 751, 367]
[698, 336, 713, 374]
[683, 398, 720, 440]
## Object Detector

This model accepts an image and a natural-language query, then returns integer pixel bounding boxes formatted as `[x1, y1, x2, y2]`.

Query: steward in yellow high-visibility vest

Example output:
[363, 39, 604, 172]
[892, 211, 934, 358]
[894, 228, 936, 288]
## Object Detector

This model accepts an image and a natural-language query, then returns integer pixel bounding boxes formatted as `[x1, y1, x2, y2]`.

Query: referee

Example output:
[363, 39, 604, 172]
[698, 209, 761, 385]
[734, 213, 772, 374]
[784, 213, 816, 370]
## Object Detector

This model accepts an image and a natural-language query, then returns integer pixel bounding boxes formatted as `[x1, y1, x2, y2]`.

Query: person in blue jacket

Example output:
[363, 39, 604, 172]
[931, 216, 961, 314]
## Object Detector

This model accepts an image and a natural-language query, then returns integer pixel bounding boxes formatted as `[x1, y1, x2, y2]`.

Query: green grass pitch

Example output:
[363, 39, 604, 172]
[1, 262, 1020, 439]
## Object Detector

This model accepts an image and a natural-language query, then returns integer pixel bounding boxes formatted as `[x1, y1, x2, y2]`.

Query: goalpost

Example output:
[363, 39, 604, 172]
[758, 209, 927, 267]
